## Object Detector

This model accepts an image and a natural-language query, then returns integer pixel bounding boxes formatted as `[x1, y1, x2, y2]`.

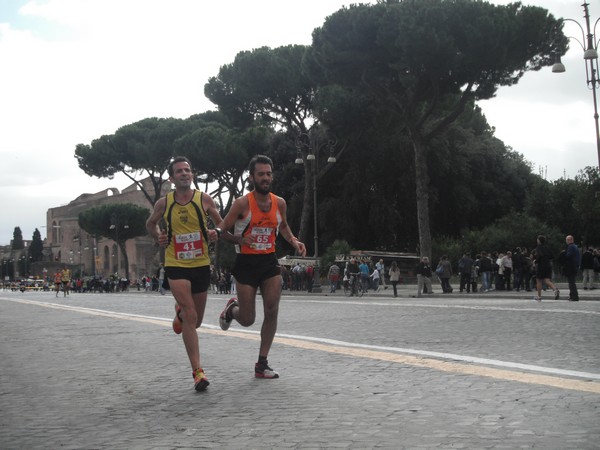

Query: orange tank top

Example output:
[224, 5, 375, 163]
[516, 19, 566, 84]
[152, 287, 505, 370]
[234, 192, 282, 255]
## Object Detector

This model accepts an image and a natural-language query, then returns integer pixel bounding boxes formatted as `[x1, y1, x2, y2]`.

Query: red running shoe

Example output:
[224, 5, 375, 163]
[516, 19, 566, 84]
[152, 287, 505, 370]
[172, 304, 183, 334]
[219, 298, 238, 331]
[255, 360, 279, 379]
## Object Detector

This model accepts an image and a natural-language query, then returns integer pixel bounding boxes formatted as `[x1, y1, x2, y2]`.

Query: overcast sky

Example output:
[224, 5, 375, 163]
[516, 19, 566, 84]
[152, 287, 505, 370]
[0, 0, 597, 246]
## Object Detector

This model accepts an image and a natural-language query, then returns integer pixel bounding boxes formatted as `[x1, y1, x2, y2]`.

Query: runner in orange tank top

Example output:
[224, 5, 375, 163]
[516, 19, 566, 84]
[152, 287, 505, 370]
[215, 155, 306, 379]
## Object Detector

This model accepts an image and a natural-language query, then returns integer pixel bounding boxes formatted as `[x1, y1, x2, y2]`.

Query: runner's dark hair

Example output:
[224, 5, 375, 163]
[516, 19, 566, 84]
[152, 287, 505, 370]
[248, 155, 273, 176]
[168, 156, 192, 177]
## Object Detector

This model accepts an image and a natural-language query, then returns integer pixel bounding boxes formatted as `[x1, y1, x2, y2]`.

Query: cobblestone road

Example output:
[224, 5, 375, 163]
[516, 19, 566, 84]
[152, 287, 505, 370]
[1, 286, 599, 449]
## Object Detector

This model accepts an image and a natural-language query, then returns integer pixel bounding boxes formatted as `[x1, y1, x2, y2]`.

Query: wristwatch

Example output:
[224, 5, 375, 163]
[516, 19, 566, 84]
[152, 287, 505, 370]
[214, 227, 222, 238]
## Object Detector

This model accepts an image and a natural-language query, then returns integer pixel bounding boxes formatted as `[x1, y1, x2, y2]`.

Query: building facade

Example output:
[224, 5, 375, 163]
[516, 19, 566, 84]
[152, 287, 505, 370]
[45, 178, 169, 281]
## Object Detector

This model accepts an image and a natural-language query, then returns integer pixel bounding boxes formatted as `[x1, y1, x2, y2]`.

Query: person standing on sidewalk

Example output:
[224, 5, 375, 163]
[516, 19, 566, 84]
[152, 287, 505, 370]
[470, 254, 480, 293]
[376, 259, 387, 290]
[438, 255, 453, 293]
[580, 247, 595, 291]
[216, 155, 306, 379]
[345, 258, 361, 295]
[359, 259, 370, 292]
[501, 251, 513, 291]
[327, 262, 340, 293]
[564, 235, 581, 301]
[458, 252, 473, 293]
[370, 265, 381, 292]
[533, 235, 560, 302]
[146, 156, 223, 392]
[157, 263, 166, 295]
[478, 252, 493, 292]
[415, 256, 433, 298]
[388, 261, 401, 297]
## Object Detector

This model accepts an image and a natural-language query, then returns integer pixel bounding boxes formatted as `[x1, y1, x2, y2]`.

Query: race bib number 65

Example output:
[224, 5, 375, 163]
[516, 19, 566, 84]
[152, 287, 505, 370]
[250, 227, 273, 251]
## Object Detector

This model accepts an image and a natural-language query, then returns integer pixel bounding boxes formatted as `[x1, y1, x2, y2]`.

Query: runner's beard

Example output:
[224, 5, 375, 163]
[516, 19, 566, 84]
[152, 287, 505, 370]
[254, 183, 271, 195]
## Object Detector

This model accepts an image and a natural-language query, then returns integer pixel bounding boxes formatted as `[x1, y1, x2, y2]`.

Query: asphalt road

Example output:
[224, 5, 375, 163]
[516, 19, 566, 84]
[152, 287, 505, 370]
[1, 287, 599, 449]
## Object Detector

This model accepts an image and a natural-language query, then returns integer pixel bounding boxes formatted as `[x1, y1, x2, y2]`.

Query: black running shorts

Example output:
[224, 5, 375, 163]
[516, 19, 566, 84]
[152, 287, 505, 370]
[164, 265, 210, 294]
[232, 253, 281, 288]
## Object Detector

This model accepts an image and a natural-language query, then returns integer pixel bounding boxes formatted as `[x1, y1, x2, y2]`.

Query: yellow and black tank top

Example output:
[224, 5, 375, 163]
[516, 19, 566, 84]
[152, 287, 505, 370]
[234, 192, 282, 255]
[163, 190, 210, 268]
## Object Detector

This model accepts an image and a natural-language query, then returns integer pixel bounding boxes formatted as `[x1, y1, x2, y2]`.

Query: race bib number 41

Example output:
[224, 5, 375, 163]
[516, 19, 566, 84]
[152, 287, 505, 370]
[174, 232, 203, 259]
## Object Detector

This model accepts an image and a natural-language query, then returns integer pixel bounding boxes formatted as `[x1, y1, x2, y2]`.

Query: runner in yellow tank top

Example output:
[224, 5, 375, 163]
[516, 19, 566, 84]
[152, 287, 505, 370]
[60, 266, 71, 297]
[162, 189, 212, 267]
[146, 156, 226, 392]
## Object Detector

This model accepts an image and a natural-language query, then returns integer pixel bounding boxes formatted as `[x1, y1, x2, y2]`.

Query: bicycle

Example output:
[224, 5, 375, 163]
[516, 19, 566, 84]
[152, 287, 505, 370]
[344, 274, 364, 297]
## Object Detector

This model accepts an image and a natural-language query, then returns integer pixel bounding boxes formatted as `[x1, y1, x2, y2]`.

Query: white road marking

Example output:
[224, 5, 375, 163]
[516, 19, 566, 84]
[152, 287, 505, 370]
[286, 298, 600, 315]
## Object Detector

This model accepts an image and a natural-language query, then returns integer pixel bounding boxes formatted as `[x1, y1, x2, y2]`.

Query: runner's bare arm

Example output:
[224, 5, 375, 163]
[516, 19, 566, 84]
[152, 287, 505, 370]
[216, 196, 252, 246]
[201, 193, 221, 243]
[277, 197, 306, 256]
[146, 197, 168, 247]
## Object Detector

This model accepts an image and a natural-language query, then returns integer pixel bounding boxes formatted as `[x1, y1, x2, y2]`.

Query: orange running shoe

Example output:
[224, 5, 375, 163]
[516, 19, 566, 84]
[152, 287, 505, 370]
[193, 368, 209, 391]
[173, 304, 183, 334]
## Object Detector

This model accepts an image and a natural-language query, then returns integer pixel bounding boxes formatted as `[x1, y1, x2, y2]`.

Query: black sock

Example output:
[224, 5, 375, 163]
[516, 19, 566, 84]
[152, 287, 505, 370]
[258, 355, 268, 364]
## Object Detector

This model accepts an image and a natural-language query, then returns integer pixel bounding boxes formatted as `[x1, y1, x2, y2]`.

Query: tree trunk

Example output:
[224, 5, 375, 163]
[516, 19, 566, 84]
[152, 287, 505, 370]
[413, 139, 432, 261]
[119, 240, 130, 281]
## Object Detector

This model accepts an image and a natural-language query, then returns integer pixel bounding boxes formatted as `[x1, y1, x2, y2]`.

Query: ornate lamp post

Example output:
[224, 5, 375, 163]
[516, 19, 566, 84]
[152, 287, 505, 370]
[295, 130, 337, 293]
[552, 2, 600, 168]
[73, 235, 84, 277]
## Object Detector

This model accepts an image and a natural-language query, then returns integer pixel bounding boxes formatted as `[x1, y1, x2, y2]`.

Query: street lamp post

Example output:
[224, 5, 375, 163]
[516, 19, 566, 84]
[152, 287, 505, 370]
[552, 1, 600, 169]
[295, 131, 337, 293]
[2, 260, 10, 282]
[93, 242, 98, 277]
[8, 259, 14, 281]
[73, 235, 84, 278]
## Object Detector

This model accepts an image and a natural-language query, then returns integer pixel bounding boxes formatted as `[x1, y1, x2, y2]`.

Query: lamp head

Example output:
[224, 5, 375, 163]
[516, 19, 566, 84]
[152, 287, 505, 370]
[584, 48, 598, 60]
[552, 53, 566, 73]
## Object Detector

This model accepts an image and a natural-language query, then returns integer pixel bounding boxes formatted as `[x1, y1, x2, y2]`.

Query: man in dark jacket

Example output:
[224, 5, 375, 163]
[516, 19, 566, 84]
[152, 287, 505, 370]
[415, 256, 433, 298]
[478, 252, 493, 292]
[458, 252, 473, 293]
